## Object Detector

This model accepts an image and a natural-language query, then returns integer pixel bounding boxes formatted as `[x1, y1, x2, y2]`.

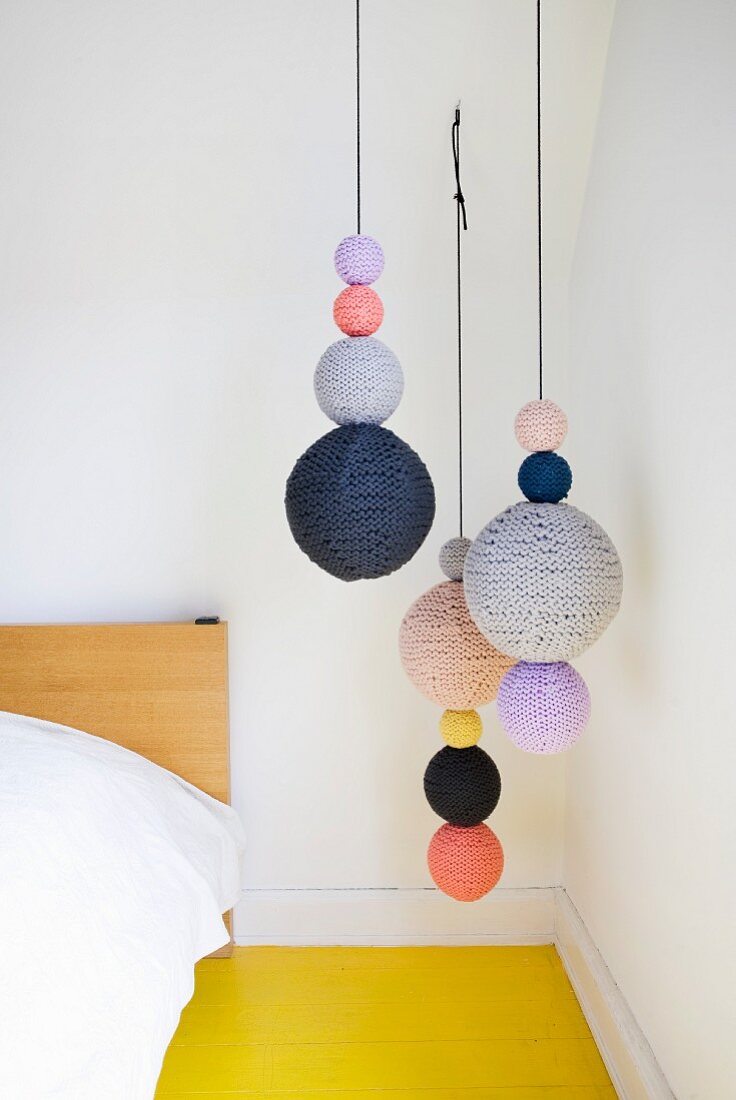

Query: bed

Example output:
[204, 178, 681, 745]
[0, 621, 245, 1100]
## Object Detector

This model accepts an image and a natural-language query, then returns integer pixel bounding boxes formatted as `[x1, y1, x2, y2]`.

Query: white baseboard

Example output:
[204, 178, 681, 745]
[234, 886, 555, 946]
[554, 888, 675, 1100]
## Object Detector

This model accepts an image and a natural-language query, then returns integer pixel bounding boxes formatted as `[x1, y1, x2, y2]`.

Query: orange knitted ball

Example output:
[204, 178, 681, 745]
[399, 581, 515, 709]
[333, 286, 384, 336]
[427, 823, 504, 901]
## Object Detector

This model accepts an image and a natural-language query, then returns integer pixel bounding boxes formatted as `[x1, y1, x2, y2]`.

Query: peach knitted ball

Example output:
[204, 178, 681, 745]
[399, 581, 515, 709]
[428, 823, 504, 902]
[333, 286, 384, 336]
[514, 398, 568, 452]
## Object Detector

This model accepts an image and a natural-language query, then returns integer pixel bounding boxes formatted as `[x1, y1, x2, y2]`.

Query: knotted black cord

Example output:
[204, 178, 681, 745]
[452, 106, 468, 537]
[537, 0, 543, 399]
[356, 0, 361, 234]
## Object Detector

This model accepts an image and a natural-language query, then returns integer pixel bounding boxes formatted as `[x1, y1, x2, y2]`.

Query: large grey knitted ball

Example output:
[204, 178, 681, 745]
[314, 337, 404, 426]
[464, 502, 623, 662]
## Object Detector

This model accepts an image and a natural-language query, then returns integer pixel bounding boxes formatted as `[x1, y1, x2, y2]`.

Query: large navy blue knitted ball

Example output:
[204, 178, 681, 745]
[423, 745, 501, 827]
[285, 424, 435, 581]
[518, 452, 572, 504]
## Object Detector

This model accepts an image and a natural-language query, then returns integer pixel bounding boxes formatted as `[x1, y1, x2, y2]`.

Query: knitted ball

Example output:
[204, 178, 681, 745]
[497, 661, 591, 754]
[314, 337, 403, 426]
[399, 581, 515, 709]
[439, 536, 472, 581]
[334, 235, 385, 285]
[440, 709, 482, 749]
[514, 399, 568, 451]
[518, 452, 572, 503]
[464, 502, 623, 662]
[423, 745, 501, 826]
[285, 424, 435, 581]
[334, 286, 383, 336]
[428, 823, 504, 902]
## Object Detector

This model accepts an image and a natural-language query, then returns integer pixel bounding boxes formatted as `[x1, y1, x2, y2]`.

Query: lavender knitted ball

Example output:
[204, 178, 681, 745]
[334, 235, 385, 285]
[496, 661, 591, 754]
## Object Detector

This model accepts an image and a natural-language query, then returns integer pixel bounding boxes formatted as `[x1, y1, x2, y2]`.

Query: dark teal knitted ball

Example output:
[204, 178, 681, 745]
[285, 424, 435, 581]
[518, 452, 572, 504]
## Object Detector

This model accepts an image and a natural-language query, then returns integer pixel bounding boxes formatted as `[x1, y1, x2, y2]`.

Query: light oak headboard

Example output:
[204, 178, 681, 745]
[0, 621, 229, 803]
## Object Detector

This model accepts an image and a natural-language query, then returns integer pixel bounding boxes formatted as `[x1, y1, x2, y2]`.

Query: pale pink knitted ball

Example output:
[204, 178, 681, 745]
[399, 581, 515, 710]
[333, 286, 384, 336]
[514, 399, 568, 452]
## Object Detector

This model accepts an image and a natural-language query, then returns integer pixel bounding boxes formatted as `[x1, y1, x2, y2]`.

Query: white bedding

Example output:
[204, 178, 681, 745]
[0, 710, 245, 1100]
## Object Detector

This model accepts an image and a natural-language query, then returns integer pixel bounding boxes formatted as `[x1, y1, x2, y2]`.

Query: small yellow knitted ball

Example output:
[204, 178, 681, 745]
[440, 709, 483, 748]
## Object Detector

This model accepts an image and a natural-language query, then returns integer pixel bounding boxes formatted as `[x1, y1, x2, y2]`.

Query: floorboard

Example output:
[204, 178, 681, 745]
[155, 946, 615, 1098]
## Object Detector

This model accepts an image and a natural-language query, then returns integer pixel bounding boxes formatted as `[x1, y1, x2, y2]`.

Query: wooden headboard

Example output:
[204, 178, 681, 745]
[0, 621, 229, 802]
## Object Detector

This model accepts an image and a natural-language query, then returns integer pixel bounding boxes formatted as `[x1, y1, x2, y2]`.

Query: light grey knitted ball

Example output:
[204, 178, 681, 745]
[314, 337, 404, 426]
[464, 502, 623, 662]
[439, 536, 472, 581]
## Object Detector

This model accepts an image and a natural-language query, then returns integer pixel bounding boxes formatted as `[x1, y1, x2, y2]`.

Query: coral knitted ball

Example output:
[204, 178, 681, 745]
[464, 502, 623, 662]
[518, 451, 572, 503]
[285, 424, 435, 581]
[334, 286, 384, 336]
[314, 337, 403, 426]
[514, 399, 568, 452]
[428, 823, 504, 902]
[440, 709, 482, 749]
[334, 235, 385, 285]
[439, 536, 472, 581]
[497, 661, 591, 753]
[424, 745, 501, 826]
[399, 581, 515, 709]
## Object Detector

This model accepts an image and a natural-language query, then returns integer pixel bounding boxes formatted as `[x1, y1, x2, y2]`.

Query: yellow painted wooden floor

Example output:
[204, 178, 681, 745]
[156, 945, 615, 1099]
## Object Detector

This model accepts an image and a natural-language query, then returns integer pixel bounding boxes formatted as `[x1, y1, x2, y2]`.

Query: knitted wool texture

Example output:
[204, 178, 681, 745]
[518, 452, 572, 503]
[334, 235, 385, 285]
[427, 823, 504, 902]
[515, 399, 568, 452]
[314, 337, 403, 426]
[439, 536, 472, 581]
[333, 286, 384, 336]
[440, 709, 482, 748]
[285, 424, 435, 581]
[497, 661, 591, 754]
[424, 745, 501, 826]
[399, 581, 515, 709]
[464, 502, 623, 662]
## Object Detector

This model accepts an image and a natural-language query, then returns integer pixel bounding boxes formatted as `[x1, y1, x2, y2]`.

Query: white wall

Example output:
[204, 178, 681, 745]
[566, 0, 736, 1095]
[0, 1, 611, 929]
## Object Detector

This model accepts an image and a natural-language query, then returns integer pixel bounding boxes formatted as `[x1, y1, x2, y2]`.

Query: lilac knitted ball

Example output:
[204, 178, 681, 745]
[496, 661, 591, 754]
[334, 235, 385, 285]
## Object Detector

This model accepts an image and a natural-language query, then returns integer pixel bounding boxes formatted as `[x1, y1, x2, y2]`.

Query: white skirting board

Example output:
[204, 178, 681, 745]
[234, 885, 674, 1100]
[554, 888, 675, 1100]
[234, 886, 555, 946]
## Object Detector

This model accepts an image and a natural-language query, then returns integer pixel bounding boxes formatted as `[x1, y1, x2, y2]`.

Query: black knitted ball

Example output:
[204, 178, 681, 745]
[285, 424, 435, 582]
[423, 746, 501, 827]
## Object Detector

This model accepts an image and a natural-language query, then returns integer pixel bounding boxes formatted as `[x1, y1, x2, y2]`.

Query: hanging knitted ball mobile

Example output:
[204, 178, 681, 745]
[285, 0, 435, 581]
[463, 1, 623, 754]
[399, 109, 510, 902]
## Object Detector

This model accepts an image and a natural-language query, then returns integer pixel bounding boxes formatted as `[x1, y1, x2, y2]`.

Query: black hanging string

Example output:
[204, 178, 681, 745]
[536, 0, 543, 399]
[356, 0, 361, 234]
[452, 106, 468, 537]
